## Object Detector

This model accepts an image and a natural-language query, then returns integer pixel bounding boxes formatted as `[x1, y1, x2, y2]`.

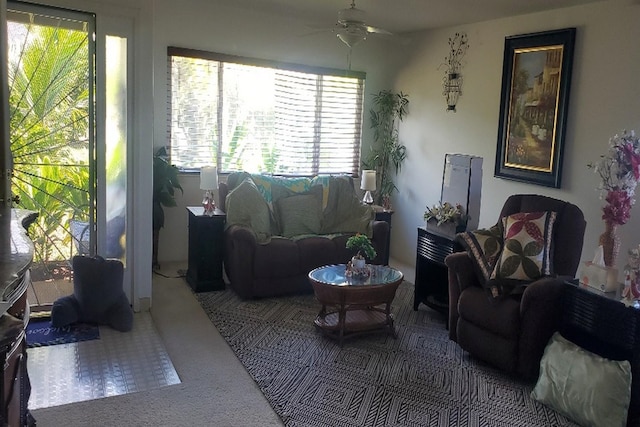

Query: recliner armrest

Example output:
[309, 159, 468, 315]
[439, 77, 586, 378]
[445, 252, 481, 292]
[225, 223, 258, 245]
[223, 224, 259, 299]
[517, 276, 568, 379]
[445, 252, 481, 341]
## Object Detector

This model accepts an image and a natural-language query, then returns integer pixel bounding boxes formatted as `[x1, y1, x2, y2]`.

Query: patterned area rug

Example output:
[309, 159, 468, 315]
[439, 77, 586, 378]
[196, 282, 578, 426]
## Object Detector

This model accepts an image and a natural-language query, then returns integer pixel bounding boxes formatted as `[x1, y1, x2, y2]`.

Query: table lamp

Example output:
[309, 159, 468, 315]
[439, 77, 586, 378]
[200, 166, 218, 216]
[360, 170, 376, 205]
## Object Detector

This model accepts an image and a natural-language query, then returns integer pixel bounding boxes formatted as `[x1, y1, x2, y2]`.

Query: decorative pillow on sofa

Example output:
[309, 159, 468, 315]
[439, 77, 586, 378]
[273, 184, 323, 237]
[320, 176, 373, 236]
[225, 177, 274, 243]
[490, 211, 556, 283]
[532, 332, 631, 427]
[455, 222, 503, 285]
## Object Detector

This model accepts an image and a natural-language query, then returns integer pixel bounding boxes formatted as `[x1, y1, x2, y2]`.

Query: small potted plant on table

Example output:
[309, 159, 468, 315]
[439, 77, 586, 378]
[346, 233, 377, 270]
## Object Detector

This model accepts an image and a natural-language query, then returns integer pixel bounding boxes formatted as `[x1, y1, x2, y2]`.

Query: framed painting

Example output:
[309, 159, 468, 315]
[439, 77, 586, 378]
[494, 28, 576, 188]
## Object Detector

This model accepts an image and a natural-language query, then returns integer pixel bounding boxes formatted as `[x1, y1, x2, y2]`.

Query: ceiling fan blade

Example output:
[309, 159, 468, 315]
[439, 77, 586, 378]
[299, 28, 335, 38]
[366, 25, 393, 35]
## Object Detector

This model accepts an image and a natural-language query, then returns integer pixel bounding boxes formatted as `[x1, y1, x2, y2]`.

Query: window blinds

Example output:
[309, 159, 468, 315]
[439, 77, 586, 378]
[168, 47, 365, 176]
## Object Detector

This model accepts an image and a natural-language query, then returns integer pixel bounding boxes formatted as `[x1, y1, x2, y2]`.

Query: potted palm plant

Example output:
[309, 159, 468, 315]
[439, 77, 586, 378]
[346, 233, 377, 268]
[363, 90, 409, 209]
[153, 147, 183, 269]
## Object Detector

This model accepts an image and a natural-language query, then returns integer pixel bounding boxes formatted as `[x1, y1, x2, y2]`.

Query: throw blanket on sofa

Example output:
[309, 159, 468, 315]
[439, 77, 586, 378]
[224, 173, 373, 244]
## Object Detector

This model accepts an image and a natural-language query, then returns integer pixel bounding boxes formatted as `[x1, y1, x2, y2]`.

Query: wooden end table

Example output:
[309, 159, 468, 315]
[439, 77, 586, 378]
[186, 206, 226, 292]
[308, 264, 403, 345]
[414, 227, 463, 315]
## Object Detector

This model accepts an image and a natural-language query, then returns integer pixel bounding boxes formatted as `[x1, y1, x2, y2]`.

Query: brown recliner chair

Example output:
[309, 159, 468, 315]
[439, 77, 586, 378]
[445, 194, 586, 380]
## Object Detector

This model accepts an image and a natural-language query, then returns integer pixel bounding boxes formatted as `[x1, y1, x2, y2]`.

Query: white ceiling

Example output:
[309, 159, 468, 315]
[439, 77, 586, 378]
[223, 0, 605, 34]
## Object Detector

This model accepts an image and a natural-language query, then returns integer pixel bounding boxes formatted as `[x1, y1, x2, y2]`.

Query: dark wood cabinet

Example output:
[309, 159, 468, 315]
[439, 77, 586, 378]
[186, 207, 226, 292]
[2, 288, 30, 427]
[0, 209, 36, 426]
[414, 227, 462, 315]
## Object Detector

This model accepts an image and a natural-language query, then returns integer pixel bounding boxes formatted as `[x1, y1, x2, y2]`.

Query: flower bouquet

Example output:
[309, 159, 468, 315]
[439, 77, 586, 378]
[423, 201, 466, 238]
[588, 130, 640, 266]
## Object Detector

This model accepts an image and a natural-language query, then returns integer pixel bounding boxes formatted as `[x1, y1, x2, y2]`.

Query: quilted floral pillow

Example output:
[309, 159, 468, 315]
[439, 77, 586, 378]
[490, 211, 557, 287]
[455, 222, 503, 285]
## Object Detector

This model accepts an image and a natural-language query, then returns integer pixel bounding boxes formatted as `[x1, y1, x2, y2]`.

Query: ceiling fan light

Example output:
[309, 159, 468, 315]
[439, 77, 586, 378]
[337, 27, 366, 48]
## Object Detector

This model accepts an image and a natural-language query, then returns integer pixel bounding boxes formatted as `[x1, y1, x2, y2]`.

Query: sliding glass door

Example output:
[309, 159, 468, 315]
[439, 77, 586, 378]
[7, 1, 132, 305]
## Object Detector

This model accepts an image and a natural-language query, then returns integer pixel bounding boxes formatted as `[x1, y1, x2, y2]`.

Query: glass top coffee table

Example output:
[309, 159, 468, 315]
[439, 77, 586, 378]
[308, 264, 404, 344]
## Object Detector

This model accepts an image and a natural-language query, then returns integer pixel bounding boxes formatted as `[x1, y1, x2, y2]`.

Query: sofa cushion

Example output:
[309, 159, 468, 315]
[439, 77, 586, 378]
[225, 177, 274, 243]
[532, 332, 631, 427]
[274, 185, 323, 237]
[458, 287, 520, 339]
[298, 236, 346, 273]
[253, 236, 301, 278]
[489, 211, 556, 297]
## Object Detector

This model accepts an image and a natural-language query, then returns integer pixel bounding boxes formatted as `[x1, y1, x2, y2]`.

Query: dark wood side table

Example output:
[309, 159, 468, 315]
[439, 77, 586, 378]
[414, 226, 462, 314]
[372, 205, 393, 265]
[560, 281, 640, 426]
[186, 207, 226, 292]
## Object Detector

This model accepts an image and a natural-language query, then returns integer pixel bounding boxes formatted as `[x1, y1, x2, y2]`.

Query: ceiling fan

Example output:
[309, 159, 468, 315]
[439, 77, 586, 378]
[334, 0, 394, 48]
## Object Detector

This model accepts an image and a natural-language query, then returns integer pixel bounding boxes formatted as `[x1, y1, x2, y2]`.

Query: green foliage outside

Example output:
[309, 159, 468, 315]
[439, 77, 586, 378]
[9, 23, 90, 262]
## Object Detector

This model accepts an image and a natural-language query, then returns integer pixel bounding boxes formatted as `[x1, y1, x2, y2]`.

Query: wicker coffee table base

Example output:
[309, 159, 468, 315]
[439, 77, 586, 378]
[314, 305, 397, 345]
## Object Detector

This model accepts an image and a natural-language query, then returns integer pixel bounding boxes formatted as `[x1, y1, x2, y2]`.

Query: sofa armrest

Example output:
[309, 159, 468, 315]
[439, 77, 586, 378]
[219, 182, 229, 213]
[223, 224, 258, 298]
[517, 276, 568, 379]
[445, 252, 480, 341]
[371, 220, 390, 265]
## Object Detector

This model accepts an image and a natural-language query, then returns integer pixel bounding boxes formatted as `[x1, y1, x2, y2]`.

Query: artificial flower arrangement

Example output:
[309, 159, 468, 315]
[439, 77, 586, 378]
[588, 130, 640, 225]
[423, 201, 466, 226]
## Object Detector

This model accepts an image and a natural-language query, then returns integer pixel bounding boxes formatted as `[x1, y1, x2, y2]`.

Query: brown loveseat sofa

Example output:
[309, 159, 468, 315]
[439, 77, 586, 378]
[219, 173, 390, 299]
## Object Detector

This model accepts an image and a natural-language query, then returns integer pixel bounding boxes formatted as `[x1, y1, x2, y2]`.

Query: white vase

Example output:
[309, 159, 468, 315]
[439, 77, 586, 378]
[352, 257, 366, 269]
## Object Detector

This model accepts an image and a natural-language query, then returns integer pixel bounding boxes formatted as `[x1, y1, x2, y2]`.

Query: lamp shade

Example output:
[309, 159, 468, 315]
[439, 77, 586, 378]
[360, 170, 376, 191]
[200, 166, 218, 190]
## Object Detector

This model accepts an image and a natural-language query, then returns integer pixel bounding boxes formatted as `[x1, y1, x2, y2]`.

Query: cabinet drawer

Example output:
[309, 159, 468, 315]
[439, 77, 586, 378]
[417, 229, 456, 265]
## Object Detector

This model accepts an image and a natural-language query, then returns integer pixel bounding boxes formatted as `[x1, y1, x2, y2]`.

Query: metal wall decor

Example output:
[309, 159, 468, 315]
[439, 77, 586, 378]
[441, 32, 469, 112]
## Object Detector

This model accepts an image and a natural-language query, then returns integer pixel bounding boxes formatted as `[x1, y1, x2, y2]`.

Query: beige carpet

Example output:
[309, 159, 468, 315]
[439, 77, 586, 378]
[30, 262, 283, 427]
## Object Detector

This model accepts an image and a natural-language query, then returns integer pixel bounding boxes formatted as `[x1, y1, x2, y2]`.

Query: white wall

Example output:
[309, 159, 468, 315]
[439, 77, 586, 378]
[28, 0, 640, 287]
[390, 0, 640, 277]
[152, 0, 406, 264]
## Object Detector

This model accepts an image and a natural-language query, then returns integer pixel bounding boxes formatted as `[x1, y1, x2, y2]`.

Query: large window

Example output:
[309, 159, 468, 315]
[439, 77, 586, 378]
[168, 47, 365, 176]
